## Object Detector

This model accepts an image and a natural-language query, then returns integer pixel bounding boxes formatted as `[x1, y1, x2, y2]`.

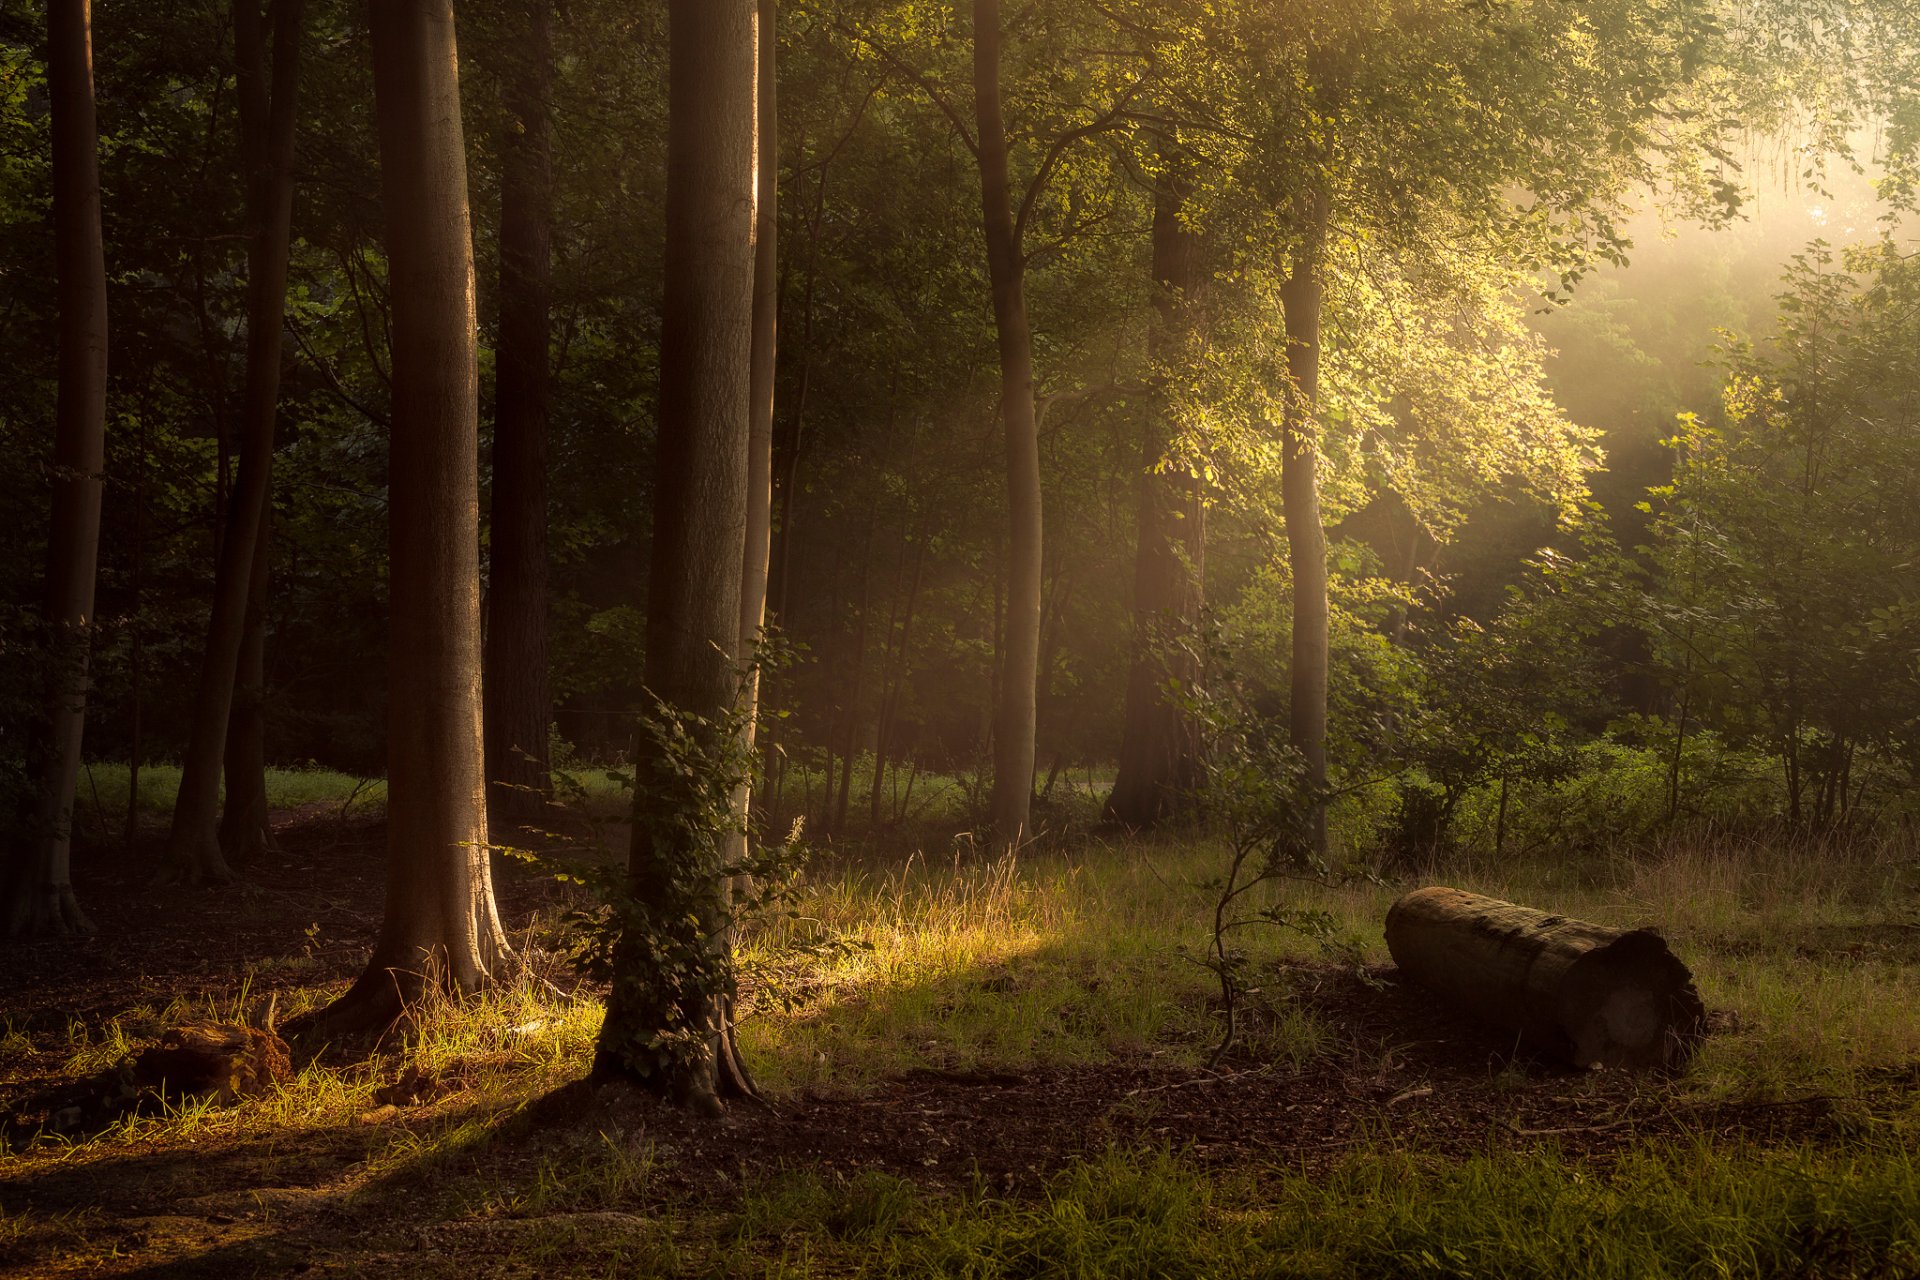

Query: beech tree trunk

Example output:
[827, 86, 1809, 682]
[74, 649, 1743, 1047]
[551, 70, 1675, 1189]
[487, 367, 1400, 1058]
[593, 0, 758, 1111]
[4, 0, 107, 937]
[974, 0, 1042, 852]
[730, 0, 776, 851]
[162, 0, 303, 884]
[1279, 196, 1330, 859]
[219, 502, 272, 863]
[1106, 182, 1204, 830]
[483, 0, 555, 838]
[1385, 886, 1707, 1070]
[306, 0, 506, 1038]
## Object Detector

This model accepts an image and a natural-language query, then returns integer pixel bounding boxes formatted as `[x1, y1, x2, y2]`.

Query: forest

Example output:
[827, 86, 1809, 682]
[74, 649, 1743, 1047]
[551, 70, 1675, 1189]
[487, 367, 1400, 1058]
[4, 0, 1920, 1274]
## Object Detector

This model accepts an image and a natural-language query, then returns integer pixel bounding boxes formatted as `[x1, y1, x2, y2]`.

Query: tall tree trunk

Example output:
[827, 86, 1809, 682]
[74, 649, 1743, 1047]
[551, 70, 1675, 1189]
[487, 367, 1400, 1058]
[766, 144, 824, 627]
[220, 503, 272, 862]
[1106, 182, 1205, 829]
[162, 0, 303, 884]
[973, 0, 1041, 851]
[306, 0, 506, 1038]
[593, 0, 758, 1111]
[870, 530, 923, 827]
[483, 0, 555, 838]
[1280, 195, 1330, 859]
[719, 0, 778, 1098]
[4, 0, 108, 937]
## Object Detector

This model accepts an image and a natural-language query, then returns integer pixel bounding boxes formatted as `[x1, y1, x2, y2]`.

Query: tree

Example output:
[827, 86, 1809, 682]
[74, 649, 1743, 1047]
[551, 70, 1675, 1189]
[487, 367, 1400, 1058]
[161, 0, 305, 883]
[592, 0, 758, 1110]
[1278, 193, 1330, 856]
[483, 0, 556, 837]
[306, 0, 507, 1036]
[734, 0, 777, 839]
[1105, 179, 1205, 829]
[970, 0, 1042, 850]
[1159, 0, 1746, 852]
[3, 0, 107, 937]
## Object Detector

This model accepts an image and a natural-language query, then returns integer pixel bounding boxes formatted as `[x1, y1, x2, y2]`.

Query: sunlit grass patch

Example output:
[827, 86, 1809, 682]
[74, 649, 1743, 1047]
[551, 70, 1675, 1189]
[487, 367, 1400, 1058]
[734, 842, 1357, 1091]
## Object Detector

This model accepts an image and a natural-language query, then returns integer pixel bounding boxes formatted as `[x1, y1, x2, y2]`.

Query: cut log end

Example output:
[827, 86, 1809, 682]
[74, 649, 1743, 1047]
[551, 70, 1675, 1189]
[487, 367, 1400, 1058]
[1385, 886, 1706, 1072]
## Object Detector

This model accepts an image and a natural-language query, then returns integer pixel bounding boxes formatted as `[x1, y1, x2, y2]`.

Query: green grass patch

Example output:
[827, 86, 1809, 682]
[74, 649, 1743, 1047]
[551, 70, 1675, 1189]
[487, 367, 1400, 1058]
[71, 761, 385, 833]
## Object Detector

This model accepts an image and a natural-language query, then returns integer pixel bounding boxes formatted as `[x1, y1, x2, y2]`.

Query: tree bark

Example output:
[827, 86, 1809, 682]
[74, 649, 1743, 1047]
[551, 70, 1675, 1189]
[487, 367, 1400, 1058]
[483, 0, 555, 838]
[592, 0, 758, 1111]
[1385, 886, 1706, 1070]
[220, 499, 273, 863]
[974, 0, 1042, 852]
[162, 0, 303, 884]
[1106, 182, 1205, 830]
[1279, 195, 1330, 859]
[304, 0, 505, 1039]
[6, 0, 107, 937]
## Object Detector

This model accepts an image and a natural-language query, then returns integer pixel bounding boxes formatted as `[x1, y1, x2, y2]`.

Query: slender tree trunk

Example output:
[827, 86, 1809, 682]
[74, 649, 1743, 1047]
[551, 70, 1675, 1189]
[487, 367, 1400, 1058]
[718, 0, 778, 1099]
[766, 146, 823, 627]
[126, 406, 148, 855]
[1106, 182, 1205, 829]
[834, 527, 873, 834]
[4, 0, 107, 937]
[483, 0, 555, 838]
[593, 0, 758, 1111]
[305, 0, 505, 1039]
[870, 530, 923, 827]
[162, 0, 303, 884]
[1279, 195, 1330, 858]
[220, 503, 273, 862]
[973, 0, 1041, 851]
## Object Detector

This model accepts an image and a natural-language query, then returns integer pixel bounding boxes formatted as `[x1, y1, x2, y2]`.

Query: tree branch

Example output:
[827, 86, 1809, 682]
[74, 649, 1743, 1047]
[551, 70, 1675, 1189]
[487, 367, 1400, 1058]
[831, 21, 979, 159]
[1014, 78, 1146, 248]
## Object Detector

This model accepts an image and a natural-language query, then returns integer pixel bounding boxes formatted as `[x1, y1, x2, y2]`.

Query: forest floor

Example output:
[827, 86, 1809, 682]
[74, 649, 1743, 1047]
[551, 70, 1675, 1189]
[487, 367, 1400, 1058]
[3, 796, 1920, 1277]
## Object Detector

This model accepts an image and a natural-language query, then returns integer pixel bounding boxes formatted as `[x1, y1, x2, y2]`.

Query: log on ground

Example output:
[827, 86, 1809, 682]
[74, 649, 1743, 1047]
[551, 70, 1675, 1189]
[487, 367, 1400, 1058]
[1384, 886, 1706, 1070]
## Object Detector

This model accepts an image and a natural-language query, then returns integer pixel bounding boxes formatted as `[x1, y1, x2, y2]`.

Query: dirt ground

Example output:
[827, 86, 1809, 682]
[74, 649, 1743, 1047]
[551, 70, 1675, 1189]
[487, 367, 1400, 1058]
[2, 810, 1908, 1277]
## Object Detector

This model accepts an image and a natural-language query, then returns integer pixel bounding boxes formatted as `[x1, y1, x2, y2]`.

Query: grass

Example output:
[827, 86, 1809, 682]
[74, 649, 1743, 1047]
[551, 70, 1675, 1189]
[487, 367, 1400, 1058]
[70, 761, 385, 834]
[767, 1138, 1920, 1279]
[8, 784, 1920, 1276]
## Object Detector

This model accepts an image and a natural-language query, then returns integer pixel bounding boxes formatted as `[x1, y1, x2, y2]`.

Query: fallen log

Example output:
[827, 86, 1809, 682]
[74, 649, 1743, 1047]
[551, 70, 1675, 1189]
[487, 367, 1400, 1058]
[1384, 886, 1706, 1070]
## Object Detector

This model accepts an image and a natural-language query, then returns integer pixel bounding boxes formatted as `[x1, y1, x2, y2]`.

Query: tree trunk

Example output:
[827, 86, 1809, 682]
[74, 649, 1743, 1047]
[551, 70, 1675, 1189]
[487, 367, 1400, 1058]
[483, 0, 555, 839]
[1384, 886, 1706, 1070]
[870, 530, 924, 827]
[1279, 195, 1330, 859]
[304, 0, 506, 1039]
[974, 0, 1041, 852]
[220, 500, 273, 863]
[4, 0, 108, 938]
[1106, 182, 1204, 830]
[162, 0, 303, 884]
[592, 0, 758, 1111]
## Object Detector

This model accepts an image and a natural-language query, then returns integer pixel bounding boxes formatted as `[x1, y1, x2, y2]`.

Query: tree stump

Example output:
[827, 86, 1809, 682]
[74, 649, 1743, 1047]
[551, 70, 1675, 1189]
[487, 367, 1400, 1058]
[7, 1022, 292, 1142]
[1384, 886, 1706, 1070]
[126, 1023, 292, 1103]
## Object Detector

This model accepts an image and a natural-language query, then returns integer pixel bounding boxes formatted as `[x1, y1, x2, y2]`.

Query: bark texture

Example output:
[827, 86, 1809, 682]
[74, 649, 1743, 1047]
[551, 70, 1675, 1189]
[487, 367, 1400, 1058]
[1385, 886, 1706, 1070]
[307, 0, 505, 1038]
[1279, 196, 1330, 859]
[483, 0, 555, 837]
[163, 0, 303, 884]
[5, 0, 108, 937]
[974, 0, 1042, 851]
[592, 0, 758, 1110]
[1105, 183, 1204, 830]
[220, 502, 272, 863]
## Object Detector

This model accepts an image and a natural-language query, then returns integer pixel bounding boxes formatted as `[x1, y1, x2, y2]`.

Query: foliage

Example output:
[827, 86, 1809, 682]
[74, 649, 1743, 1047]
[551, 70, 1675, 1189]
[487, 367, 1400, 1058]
[1645, 241, 1920, 832]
